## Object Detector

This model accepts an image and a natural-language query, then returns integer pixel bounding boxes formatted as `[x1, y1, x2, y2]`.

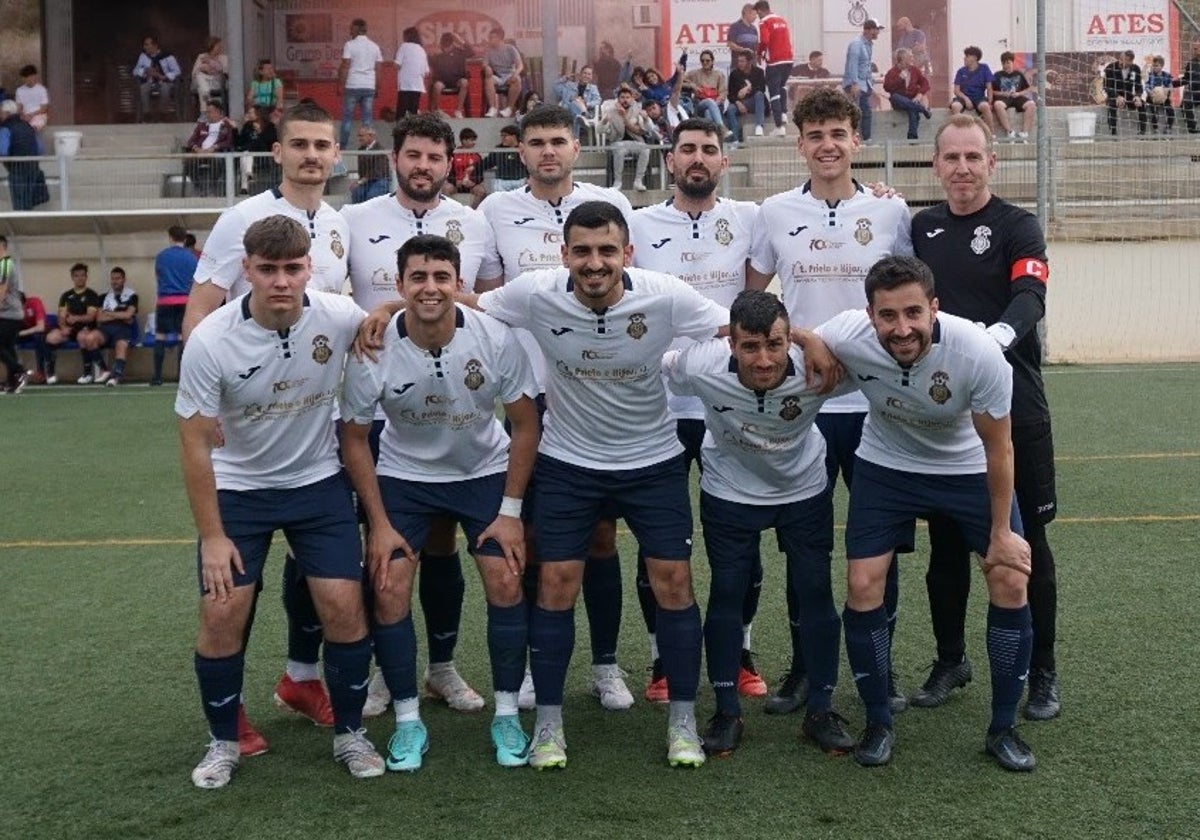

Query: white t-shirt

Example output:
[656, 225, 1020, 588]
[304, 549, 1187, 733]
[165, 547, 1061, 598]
[478, 266, 729, 471]
[815, 309, 1012, 475]
[664, 339, 853, 505]
[194, 189, 350, 298]
[15, 83, 49, 115]
[341, 305, 536, 482]
[341, 193, 500, 310]
[342, 35, 383, 89]
[176, 292, 366, 491]
[395, 42, 430, 92]
[478, 182, 635, 389]
[631, 197, 758, 420]
[749, 181, 913, 413]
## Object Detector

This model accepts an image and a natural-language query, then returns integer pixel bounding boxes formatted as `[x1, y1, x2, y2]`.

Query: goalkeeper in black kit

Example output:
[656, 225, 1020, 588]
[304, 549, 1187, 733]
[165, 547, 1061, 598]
[910, 114, 1061, 725]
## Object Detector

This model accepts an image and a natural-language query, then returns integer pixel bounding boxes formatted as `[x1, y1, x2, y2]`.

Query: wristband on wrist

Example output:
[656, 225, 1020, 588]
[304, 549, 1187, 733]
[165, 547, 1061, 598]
[499, 496, 522, 518]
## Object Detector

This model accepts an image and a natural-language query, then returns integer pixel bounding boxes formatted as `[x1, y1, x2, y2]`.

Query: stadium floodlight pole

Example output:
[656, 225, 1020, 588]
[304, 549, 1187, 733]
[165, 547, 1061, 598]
[1035, 0, 1047, 230]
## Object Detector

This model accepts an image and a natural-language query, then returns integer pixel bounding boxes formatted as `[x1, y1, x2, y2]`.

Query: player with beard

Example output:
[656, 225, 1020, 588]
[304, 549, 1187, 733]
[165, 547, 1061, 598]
[342, 113, 503, 718]
[628, 118, 768, 706]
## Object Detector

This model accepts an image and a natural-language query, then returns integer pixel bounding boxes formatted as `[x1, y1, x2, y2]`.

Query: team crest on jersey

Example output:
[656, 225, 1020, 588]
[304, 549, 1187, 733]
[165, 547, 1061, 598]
[971, 225, 993, 255]
[464, 358, 485, 390]
[714, 218, 734, 246]
[444, 220, 465, 245]
[627, 313, 648, 339]
[312, 335, 332, 364]
[853, 217, 873, 246]
[929, 371, 952, 404]
[329, 230, 345, 259]
[779, 395, 802, 421]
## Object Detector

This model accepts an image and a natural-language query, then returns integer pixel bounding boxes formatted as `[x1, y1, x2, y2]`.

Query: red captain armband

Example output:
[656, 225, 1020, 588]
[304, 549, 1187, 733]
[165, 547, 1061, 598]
[1011, 258, 1049, 284]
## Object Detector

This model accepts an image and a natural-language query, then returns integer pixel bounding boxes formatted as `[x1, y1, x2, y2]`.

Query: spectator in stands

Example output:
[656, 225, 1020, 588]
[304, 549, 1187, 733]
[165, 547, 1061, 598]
[445, 127, 486, 207]
[991, 51, 1036, 140]
[882, 47, 932, 140]
[248, 59, 283, 112]
[394, 26, 429, 120]
[338, 19, 383, 148]
[755, 0, 795, 137]
[793, 51, 831, 79]
[79, 266, 137, 387]
[0, 99, 48, 211]
[235, 105, 278, 194]
[951, 46, 995, 130]
[20, 292, 47, 384]
[350, 125, 390, 204]
[134, 35, 182, 122]
[184, 101, 236, 196]
[727, 4, 760, 59]
[514, 90, 543, 124]
[1180, 41, 1200, 134]
[15, 65, 49, 132]
[593, 42, 622, 99]
[726, 50, 767, 142]
[640, 67, 682, 110]
[684, 50, 729, 130]
[480, 124, 527, 192]
[0, 236, 28, 393]
[481, 27, 524, 117]
[555, 66, 602, 138]
[152, 226, 197, 386]
[44, 262, 102, 385]
[844, 19, 883, 142]
[429, 32, 472, 118]
[894, 17, 932, 79]
[1103, 50, 1147, 136]
[1145, 55, 1175, 134]
[602, 83, 654, 191]
[192, 37, 229, 109]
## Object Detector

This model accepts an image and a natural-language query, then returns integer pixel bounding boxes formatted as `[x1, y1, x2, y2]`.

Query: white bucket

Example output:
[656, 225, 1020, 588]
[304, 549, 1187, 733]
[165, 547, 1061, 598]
[1067, 112, 1096, 143]
[54, 130, 83, 157]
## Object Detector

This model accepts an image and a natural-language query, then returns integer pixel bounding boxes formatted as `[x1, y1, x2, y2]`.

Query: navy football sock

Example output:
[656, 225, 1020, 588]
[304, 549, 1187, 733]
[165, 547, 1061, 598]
[419, 552, 465, 664]
[583, 553, 621, 665]
[195, 651, 244, 741]
[371, 614, 417, 703]
[657, 603, 702, 702]
[323, 636, 372, 734]
[635, 549, 657, 634]
[529, 605, 574, 706]
[487, 601, 527, 693]
[987, 602, 1034, 733]
[152, 343, 165, 380]
[843, 605, 892, 727]
[281, 553, 322, 665]
[704, 590, 743, 716]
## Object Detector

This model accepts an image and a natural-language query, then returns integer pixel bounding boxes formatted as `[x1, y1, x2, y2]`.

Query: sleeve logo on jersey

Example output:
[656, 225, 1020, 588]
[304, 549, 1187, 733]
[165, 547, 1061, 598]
[779, 395, 802, 421]
[464, 358, 485, 390]
[312, 334, 332, 364]
[928, 371, 952, 404]
[714, 218, 734, 246]
[444, 220, 464, 245]
[853, 218, 874, 246]
[330, 230, 345, 259]
[970, 226, 993, 255]
[627, 313, 648, 339]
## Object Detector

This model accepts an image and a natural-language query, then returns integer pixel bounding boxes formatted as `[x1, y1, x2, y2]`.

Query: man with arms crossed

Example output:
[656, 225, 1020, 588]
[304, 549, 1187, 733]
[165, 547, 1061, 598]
[180, 215, 382, 789]
[814, 254, 1036, 772]
[341, 235, 538, 771]
[911, 114, 1060, 720]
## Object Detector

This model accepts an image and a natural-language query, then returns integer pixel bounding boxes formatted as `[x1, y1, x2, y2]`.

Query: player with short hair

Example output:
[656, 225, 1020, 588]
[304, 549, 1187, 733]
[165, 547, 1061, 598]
[44, 263, 103, 385]
[629, 117, 767, 703]
[911, 114, 1060, 721]
[180, 215, 383, 789]
[747, 87, 912, 714]
[342, 112, 503, 718]
[341, 234, 539, 770]
[78, 266, 138, 386]
[813, 254, 1035, 772]
[663, 289, 855, 756]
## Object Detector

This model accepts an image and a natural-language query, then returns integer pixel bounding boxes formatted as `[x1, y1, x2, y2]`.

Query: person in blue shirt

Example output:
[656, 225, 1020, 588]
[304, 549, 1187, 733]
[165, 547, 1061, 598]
[950, 46, 996, 131]
[0, 99, 47, 211]
[842, 20, 883, 141]
[1145, 55, 1176, 133]
[151, 225, 198, 384]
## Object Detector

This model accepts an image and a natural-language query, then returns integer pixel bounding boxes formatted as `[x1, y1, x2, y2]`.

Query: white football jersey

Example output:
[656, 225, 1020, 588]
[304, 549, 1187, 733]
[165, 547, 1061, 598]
[478, 267, 729, 471]
[176, 292, 366, 491]
[815, 310, 1012, 475]
[664, 339, 856, 505]
[749, 182, 913, 414]
[341, 193, 502, 310]
[632, 197, 758, 420]
[194, 188, 350, 297]
[341, 305, 537, 482]
[478, 182, 635, 389]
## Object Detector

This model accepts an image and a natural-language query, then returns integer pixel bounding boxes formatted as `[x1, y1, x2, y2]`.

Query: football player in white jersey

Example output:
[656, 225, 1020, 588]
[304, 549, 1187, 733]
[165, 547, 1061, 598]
[663, 290, 857, 758]
[468, 200, 730, 770]
[630, 117, 768, 704]
[340, 235, 539, 771]
[179, 216, 382, 789]
[343, 113, 504, 718]
[181, 102, 349, 757]
[812, 255, 1035, 772]
[747, 87, 913, 714]
[477, 106, 637, 712]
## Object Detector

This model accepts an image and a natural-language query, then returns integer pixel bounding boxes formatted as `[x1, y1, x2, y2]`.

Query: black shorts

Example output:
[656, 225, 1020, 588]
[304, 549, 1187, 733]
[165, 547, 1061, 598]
[1013, 417, 1057, 525]
[100, 323, 135, 346]
[993, 95, 1033, 111]
[156, 303, 186, 335]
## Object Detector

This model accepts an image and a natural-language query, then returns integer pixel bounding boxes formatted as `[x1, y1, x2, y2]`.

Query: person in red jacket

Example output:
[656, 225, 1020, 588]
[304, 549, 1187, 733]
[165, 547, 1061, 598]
[754, 1, 794, 136]
[881, 47, 933, 139]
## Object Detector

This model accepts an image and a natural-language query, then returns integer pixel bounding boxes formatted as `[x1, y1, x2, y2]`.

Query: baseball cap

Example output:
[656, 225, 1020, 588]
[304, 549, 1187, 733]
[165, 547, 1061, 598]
[864, 19, 884, 30]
